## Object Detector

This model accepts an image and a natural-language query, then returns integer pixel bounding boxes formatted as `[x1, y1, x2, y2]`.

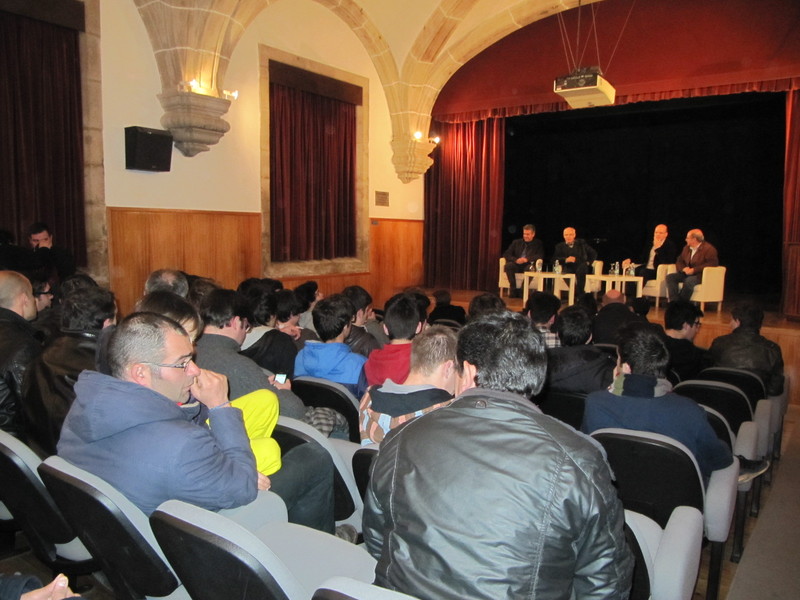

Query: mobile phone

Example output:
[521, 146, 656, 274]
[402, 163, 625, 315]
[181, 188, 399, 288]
[274, 373, 287, 384]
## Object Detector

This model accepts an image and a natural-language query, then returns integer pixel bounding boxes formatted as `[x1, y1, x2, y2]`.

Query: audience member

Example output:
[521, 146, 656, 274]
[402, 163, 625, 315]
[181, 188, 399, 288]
[23, 286, 116, 455]
[427, 289, 466, 325]
[186, 276, 220, 308]
[295, 294, 368, 397]
[143, 269, 189, 298]
[0, 573, 78, 599]
[239, 289, 297, 379]
[524, 291, 561, 348]
[591, 290, 645, 345]
[364, 293, 423, 386]
[582, 323, 733, 480]
[274, 289, 319, 350]
[194, 289, 305, 419]
[57, 312, 336, 534]
[663, 301, 711, 381]
[295, 280, 323, 333]
[502, 224, 544, 298]
[342, 285, 381, 358]
[710, 301, 784, 395]
[359, 325, 456, 445]
[364, 311, 633, 599]
[622, 224, 678, 283]
[135, 290, 203, 341]
[666, 229, 719, 302]
[552, 227, 597, 295]
[467, 292, 506, 320]
[237, 278, 277, 349]
[0, 271, 41, 438]
[30, 279, 59, 343]
[545, 306, 615, 394]
[575, 291, 598, 317]
[27, 222, 76, 285]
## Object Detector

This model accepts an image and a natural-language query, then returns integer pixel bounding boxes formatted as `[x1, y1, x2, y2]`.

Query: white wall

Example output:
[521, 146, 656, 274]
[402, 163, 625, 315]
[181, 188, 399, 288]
[100, 0, 424, 220]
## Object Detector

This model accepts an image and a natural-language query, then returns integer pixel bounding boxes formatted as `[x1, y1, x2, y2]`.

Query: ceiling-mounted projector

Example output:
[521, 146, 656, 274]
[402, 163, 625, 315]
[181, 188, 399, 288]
[554, 66, 616, 109]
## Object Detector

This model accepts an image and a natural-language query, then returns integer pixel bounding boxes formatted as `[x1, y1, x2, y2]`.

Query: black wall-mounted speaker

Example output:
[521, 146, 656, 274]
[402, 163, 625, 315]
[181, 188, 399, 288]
[125, 126, 173, 172]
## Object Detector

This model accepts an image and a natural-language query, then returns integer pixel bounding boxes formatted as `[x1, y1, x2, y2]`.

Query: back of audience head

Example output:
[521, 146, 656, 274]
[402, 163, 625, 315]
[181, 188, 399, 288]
[384, 293, 423, 340]
[630, 297, 650, 318]
[294, 281, 321, 313]
[731, 301, 764, 331]
[31, 279, 53, 312]
[664, 300, 703, 332]
[274, 289, 303, 325]
[136, 290, 203, 341]
[0, 270, 36, 319]
[410, 325, 457, 377]
[187, 276, 220, 309]
[601, 290, 626, 306]
[108, 312, 187, 380]
[525, 291, 561, 326]
[615, 323, 669, 378]
[312, 293, 355, 342]
[144, 269, 189, 298]
[58, 273, 98, 301]
[457, 311, 546, 397]
[468, 292, 506, 320]
[432, 289, 452, 307]
[342, 285, 373, 325]
[576, 292, 598, 317]
[199, 288, 253, 330]
[61, 286, 116, 331]
[555, 306, 592, 346]
[403, 287, 432, 322]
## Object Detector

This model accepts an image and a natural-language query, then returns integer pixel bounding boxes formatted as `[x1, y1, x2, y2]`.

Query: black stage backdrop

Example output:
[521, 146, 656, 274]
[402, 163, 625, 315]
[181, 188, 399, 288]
[503, 92, 785, 296]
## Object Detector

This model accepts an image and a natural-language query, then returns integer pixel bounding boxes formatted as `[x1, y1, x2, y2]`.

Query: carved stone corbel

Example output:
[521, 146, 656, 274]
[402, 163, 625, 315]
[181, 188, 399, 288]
[158, 91, 232, 157]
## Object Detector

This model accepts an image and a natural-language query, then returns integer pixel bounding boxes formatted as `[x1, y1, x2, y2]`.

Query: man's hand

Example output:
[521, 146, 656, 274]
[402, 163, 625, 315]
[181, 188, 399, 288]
[683, 267, 695, 275]
[268, 374, 292, 390]
[278, 323, 302, 340]
[257, 473, 271, 491]
[190, 369, 229, 409]
[565, 256, 577, 263]
[515, 257, 528, 264]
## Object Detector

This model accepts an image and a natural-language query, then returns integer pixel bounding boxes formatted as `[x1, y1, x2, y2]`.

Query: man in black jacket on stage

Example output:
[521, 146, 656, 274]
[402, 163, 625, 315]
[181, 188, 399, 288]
[553, 227, 597, 296]
[502, 224, 544, 298]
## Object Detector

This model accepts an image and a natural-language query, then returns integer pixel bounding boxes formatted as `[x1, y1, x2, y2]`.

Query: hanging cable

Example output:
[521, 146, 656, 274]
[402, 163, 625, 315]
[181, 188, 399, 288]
[557, 12, 576, 72]
[605, 0, 638, 74]
[591, 3, 602, 71]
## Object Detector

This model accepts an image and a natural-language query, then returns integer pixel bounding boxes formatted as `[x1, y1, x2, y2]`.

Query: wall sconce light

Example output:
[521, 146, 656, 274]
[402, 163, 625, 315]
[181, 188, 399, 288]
[222, 89, 239, 101]
[430, 135, 441, 144]
[413, 131, 423, 140]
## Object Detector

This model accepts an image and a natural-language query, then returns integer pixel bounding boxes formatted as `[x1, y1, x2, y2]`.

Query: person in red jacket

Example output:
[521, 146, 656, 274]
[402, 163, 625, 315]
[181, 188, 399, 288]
[364, 293, 424, 386]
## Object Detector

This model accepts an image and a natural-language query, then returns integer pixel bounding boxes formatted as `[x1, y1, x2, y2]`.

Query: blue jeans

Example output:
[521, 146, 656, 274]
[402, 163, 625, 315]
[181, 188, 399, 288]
[269, 442, 335, 533]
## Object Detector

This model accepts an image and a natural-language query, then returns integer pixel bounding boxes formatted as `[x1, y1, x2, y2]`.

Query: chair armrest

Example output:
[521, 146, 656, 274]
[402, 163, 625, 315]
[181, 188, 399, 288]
[704, 458, 738, 542]
[653, 506, 703, 600]
[754, 399, 773, 457]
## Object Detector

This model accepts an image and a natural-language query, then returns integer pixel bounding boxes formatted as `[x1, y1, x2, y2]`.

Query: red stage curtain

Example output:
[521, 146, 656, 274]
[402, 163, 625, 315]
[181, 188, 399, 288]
[269, 83, 356, 262]
[0, 11, 86, 266]
[424, 118, 505, 290]
[784, 90, 800, 319]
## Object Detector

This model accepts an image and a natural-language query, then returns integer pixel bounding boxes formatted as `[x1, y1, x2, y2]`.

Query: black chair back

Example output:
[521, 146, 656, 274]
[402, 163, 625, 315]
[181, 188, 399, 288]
[352, 447, 378, 500]
[591, 430, 704, 528]
[674, 380, 752, 434]
[0, 432, 97, 579]
[292, 377, 360, 443]
[272, 423, 356, 522]
[38, 458, 179, 600]
[150, 508, 289, 600]
[696, 367, 766, 412]
[534, 390, 586, 430]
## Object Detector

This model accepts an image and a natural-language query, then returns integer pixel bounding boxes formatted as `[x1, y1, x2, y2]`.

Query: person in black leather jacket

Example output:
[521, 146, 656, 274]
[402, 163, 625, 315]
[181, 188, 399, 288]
[710, 301, 784, 396]
[0, 271, 41, 438]
[364, 311, 632, 600]
[22, 286, 116, 455]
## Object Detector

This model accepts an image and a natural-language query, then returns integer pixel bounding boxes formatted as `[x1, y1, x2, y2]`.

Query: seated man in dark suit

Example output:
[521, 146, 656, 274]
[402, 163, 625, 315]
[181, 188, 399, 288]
[621, 224, 678, 283]
[552, 227, 597, 295]
[502, 224, 544, 298]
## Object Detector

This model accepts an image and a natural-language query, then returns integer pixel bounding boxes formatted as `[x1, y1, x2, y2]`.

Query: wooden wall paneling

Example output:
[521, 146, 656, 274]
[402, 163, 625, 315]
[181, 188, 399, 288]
[369, 219, 424, 307]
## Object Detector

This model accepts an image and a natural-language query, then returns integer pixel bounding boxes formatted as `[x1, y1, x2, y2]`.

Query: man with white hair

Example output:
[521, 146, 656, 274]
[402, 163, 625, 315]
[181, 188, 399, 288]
[0, 271, 41, 437]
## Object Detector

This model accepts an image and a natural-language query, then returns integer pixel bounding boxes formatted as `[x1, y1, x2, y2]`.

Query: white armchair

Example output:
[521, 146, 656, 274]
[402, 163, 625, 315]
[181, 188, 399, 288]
[690, 266, 726, 313]
[642, 263, 676, 309]
[498, 257, 524, 297]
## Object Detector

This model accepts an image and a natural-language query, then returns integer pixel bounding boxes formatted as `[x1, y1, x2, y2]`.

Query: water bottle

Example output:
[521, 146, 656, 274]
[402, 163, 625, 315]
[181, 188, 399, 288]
[554, 260, 561, 274]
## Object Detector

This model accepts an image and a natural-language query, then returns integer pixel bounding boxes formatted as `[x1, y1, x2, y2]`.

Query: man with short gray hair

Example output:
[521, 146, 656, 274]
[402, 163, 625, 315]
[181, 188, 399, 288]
[0, 271, 41, 437]
[144, 269, 189, 298]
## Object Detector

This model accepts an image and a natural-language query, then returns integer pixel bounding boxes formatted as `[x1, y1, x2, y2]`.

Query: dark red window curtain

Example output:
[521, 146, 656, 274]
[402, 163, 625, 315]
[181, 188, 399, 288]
[0, 11, 86, 266]
[424, 118, 505, 290]
[270, 82, 356, 262]
[783, 89, 800, 319]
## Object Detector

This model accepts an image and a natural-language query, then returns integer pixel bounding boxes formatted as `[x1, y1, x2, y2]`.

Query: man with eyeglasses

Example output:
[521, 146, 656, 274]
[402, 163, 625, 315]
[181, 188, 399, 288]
[662, 300, 712, 381]
[58, 311, 338, 535]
